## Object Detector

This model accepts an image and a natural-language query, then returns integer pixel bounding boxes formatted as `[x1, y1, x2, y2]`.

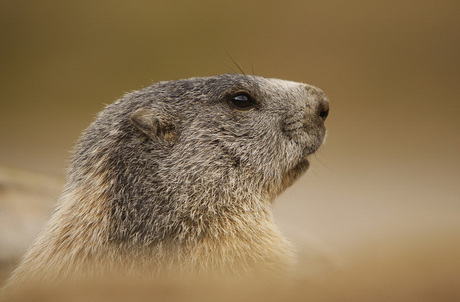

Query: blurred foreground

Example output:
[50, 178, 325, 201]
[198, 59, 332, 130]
[1, 167, 459, 301]
[3, 230, 459, 301]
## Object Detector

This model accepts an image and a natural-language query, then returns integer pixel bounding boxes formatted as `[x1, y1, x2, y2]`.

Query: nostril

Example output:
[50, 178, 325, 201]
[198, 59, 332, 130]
[318, 98, 329, 122]
[304, 85, 330, 122]
[320, 107, 329, 121]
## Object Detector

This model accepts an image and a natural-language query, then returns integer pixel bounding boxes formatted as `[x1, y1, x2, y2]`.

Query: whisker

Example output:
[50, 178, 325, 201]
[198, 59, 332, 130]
[227, 52, 246, 76]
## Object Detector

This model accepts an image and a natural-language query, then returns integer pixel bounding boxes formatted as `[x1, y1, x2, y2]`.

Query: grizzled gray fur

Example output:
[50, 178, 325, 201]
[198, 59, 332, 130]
[5, 74, 329, 289]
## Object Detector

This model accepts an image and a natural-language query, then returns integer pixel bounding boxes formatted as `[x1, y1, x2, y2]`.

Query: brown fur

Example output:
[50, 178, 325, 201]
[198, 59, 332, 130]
[3, 74, 329, 292]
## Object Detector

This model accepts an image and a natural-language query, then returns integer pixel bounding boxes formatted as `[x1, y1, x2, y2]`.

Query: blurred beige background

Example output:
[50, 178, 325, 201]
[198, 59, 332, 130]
[1, 0, 459, 263]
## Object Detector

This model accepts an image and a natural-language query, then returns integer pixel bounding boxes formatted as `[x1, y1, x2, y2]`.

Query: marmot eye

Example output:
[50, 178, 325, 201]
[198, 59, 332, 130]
[229, 93, 256, 110]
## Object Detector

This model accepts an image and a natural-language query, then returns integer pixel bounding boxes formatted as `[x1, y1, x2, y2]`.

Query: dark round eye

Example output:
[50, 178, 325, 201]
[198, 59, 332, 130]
[229, 93, 256, 110]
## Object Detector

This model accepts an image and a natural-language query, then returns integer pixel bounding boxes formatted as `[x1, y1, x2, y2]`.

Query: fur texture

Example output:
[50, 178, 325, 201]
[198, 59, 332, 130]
[4, 74, 329, 289]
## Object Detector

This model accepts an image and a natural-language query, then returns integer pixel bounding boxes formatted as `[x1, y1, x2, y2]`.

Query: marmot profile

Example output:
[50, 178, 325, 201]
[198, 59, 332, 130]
[5, 74, 329, 288]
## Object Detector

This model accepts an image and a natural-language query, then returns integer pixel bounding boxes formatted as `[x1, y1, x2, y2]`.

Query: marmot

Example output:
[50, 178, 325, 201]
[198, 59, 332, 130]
[5, 74, 329, 289]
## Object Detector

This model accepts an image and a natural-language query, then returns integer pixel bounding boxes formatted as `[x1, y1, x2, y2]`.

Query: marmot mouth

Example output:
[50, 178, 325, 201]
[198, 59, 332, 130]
[301, 135, 325, 157]
[270, 158, 310, 197]
[286, 158, 310, 182]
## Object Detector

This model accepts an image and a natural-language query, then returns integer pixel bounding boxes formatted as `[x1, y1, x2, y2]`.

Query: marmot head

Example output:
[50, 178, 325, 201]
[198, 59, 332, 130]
[71, 74, 328, 242]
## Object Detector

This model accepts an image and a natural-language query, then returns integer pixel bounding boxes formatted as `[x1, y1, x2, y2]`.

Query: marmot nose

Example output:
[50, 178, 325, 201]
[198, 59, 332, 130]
[305, 85, 329, 122]
[318, 99, 329, 122]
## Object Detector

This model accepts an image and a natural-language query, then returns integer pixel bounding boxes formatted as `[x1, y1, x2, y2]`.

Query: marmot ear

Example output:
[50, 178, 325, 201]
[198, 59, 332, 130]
[130, 108, 177, 141]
